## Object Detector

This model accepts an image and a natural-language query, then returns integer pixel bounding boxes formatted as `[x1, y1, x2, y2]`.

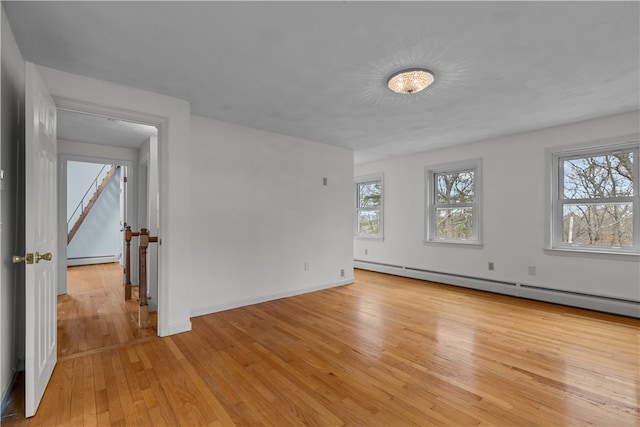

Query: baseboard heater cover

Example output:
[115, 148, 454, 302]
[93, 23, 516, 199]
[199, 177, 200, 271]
[354, 259, 639, 318]
[353, 259, 404, 269]
[67, 256, 119, 266]
[67, 255, 117, 259]
[404, 266, 516, 287]
[354, 259, 519, 297]
[520, 285, 640, 318]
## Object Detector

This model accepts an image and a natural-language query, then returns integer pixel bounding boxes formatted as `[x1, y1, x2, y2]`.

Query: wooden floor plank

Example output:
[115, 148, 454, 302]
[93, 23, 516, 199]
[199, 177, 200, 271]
[3, 265, 638, 426]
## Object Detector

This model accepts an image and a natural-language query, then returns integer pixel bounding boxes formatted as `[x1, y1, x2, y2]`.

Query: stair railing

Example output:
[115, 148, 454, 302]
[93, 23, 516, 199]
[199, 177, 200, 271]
[124, 225, 158, 328]
[67, 164, 110, 232]
[67, 165, 119, 244]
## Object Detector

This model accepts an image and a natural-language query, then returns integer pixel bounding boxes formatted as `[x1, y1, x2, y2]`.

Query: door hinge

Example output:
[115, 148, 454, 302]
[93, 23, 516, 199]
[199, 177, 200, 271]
[123, 176, 128, 183]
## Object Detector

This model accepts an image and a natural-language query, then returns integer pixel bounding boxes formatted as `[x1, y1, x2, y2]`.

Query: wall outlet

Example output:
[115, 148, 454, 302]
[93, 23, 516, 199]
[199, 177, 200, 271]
[304, 261, 310, 271]
[365, 248, 368, 255]
[322, 177, 328, 186]
[528, 266, 536, 276]
[488, 262, 494, 271]
[340, 269, 345, 277]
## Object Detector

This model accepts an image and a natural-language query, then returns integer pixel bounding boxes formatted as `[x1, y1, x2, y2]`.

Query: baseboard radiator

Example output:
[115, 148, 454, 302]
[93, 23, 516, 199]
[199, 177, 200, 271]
[67, 255, 119, 267]
[353, 260, 640, 318]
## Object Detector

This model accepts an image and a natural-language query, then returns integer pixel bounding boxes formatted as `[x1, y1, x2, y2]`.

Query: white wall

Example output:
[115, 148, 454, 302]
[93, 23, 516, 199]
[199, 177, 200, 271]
[148, 136, 159, 311]
[66, 161, 109, 226]
[40, 66, 193, 336]
[189, 116, 354, 316]
[38, 66, 356, 335]
[1, 5, 25, 403]
[67, 163, 121, 260]
[1, 7, 3, 406]
[354, 111, 640, 308]
[138, 136, 159, 311]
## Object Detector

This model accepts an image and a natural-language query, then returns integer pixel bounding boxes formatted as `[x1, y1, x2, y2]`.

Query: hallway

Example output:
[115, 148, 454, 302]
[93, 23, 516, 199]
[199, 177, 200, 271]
[59, 263, 157, 358]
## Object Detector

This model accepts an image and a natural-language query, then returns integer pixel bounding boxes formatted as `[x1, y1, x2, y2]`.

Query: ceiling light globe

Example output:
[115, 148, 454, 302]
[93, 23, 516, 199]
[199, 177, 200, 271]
[387, 68, 435, 94]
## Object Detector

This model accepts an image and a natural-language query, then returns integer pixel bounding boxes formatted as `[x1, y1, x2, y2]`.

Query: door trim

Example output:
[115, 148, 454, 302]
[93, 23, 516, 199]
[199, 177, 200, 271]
[53, 97, 167, 337]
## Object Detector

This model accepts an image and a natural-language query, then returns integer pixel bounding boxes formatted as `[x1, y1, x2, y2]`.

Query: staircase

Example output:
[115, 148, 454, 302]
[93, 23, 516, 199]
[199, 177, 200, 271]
[67, 165, 118, 244]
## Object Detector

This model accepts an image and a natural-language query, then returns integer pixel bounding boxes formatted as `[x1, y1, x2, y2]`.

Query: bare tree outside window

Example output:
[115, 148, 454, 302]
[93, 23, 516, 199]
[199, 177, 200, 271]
[435, 171, 474, 239]
[356, 179, 382, 237]
[561, 151, 634, 247]
[426, 161, 481, 245]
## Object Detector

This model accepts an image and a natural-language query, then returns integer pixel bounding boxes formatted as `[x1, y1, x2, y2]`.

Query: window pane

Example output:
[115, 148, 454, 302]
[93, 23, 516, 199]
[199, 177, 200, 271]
[435, 208, 473, 239]
[563, 152, 634, 199]
[358, 182, 381, 208]
[358, 210, 380, 235]
[436, 171, 474, 204]
[562, 203, 633, 247]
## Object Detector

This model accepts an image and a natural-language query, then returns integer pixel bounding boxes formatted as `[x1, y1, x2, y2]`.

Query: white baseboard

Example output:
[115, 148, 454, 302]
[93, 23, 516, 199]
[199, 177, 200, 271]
[157, 320, 193, 337]
[190, 278, 354, 318]
[354, 260, 639, 318]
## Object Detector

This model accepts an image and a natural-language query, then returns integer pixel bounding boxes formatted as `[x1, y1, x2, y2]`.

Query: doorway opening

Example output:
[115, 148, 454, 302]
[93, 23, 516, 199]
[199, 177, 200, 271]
[57, 109, 160, 348]
[66, 161, 124, 267]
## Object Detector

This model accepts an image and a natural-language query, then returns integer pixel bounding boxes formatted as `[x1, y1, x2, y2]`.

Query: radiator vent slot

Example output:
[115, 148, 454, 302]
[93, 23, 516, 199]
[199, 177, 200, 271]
[353, 259, 404, 270]
[520, 284, 638, 305]
[404, 266, 516, 287]
[354, 259, 516, 287]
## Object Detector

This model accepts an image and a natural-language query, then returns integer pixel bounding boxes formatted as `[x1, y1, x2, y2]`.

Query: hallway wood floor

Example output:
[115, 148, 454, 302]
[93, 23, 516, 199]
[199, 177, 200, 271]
[3, 267, 638, 426]
[59, 263, 157, 358]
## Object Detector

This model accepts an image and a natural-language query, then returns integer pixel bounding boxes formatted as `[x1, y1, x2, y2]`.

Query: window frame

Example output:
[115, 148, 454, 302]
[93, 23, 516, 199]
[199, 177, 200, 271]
[550, 141, 640, 256]
[354, 173, 384, 240]
[425, 159, 482, 246]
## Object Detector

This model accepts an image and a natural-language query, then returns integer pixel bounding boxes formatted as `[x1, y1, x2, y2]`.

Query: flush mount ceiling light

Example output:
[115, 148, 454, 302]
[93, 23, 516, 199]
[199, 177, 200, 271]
[387, 68, 435, 94]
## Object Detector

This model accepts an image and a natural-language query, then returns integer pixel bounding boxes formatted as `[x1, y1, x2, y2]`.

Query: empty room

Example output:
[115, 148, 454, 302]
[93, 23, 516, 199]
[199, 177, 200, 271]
[1, 1, 638, 426]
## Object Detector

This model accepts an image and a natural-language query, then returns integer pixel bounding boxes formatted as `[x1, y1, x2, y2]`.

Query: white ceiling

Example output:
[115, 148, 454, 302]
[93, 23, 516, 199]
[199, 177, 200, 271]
[57, 110, 157, 149]
[4, 1, 639, 164]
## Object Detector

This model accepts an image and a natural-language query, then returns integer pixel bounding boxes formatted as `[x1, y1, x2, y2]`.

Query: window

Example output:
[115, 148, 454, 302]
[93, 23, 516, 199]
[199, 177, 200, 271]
[552, 142, 639, 255]
[355, 174, 383, 238]
[425, 160, 481, 245]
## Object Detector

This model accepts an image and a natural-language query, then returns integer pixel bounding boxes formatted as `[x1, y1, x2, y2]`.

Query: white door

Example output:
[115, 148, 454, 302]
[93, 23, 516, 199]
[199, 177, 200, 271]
[23, 62, 57, 417]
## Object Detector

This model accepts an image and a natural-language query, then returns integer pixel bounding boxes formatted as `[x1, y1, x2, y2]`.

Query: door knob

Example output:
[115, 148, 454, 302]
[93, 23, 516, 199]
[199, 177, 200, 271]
[35, 252, 53, 263]
[12, 253, 34, 264]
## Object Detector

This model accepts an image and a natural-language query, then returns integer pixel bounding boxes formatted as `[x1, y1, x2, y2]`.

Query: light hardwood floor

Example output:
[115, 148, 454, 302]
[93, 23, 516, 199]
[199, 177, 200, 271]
[3, 265, 638, 426]
[59, 263, 157, 358]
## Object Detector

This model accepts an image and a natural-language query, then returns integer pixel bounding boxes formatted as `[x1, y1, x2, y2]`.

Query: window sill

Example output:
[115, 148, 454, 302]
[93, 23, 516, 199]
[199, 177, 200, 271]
[424, 240, 482, 248]
[544, 247, 640, 261]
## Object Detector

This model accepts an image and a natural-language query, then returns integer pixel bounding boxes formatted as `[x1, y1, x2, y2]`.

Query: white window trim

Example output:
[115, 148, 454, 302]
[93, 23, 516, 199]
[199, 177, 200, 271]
[354, 173, 384, 240]
[425, 159, 482, 246]
[548, 139, 640, 257]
